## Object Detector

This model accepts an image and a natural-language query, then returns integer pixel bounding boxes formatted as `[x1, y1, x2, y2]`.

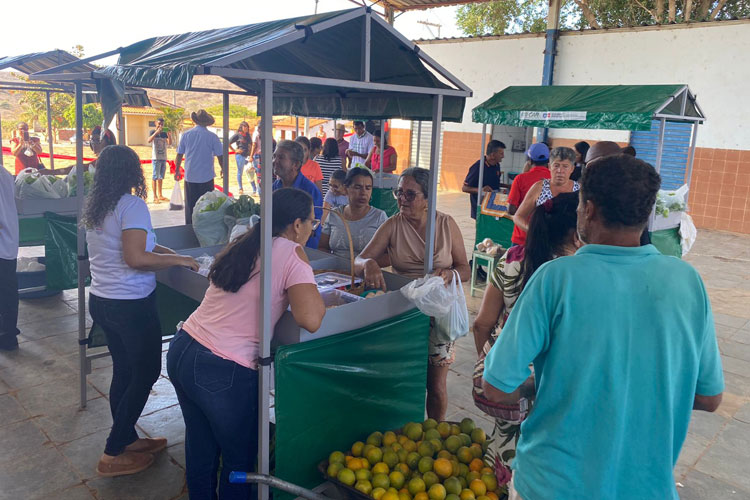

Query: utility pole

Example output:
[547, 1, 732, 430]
[417, 20, 442, 38]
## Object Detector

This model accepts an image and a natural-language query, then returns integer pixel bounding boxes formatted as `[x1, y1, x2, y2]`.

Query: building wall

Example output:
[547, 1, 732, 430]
[125, 115, 154, 146]
[392, 20, 750, 233]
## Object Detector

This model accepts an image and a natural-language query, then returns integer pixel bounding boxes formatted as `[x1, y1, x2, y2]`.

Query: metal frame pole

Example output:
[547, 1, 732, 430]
[304, 117, 310, 137]
[222, 93, 230, 194]
[685, 123, 698, 206]
[649, 118, 668, 231]
[424, 95, 443, 275]
[361, 11, 371, 82]
[379, 119, 385, 188]
[415, 121, 422, 167]
[117, 108, 126, 145]
[295, 116, 299, 138]
[257, 78, 274, 500]
[477, 124, 487, 206]
[45, 91, 55, 170]
[0, 114, 4, 168]
[75, 82, 87, 409]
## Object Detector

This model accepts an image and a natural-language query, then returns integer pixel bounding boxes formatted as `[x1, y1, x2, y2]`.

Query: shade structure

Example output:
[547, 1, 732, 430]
[472, 85, 704, 131]
[90, 8, 468, 120]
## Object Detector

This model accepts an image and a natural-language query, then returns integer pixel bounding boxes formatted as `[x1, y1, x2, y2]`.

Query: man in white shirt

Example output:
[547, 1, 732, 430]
[0, 167, 20, 350]
[175, 110, 224, 225]
[345, 120, 374, 169]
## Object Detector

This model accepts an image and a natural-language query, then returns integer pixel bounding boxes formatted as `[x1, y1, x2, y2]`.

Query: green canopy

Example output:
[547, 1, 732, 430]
[95, 8, 468, 121]
[472, 85, 703, 131]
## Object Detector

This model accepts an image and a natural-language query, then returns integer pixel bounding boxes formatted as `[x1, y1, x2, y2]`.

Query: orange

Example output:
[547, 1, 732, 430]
[414, 493, 429, 500]
[398, 435, 410, 446]
[403, 440, 418, 453]
[348, 458, 364, 471]
[469, 458, 484, 473]
[373, 488, 387, 500]
[354, 480, 372, 495]
[351, 441, 365, 457]
[469, 444, 483, 459]
[486, 493, 498, 500]
[433, 458, 453, 479]
[466, 471, 481, 484]
[408, 477, 427, 496]
[428, 483, 447, 500]
[372, 462, 390, 475]
[399, 493, 412, 500]
[469, 479, 487, 497]
[382, 492, 400, 500]
[459, 489, 475, 500]
[383, 431, 398, 447]
[456, 447, 473, 465]
[480, 473, 498, 492]
[480, 467, 493, 476]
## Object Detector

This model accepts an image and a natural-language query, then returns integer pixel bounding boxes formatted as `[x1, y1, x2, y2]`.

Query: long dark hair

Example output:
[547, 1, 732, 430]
[237, 121, 249, 135]
[82, 145, 146, 228]
[519, 192, 579, 290]
[322, 138, 339, 159]
[208, 188, 313, 292]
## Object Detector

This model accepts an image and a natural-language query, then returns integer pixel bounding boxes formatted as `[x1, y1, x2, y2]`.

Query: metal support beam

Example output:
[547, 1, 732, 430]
[222, 93, 230, 193]
[203, 66, 470, 98]
[477, 124, 487, 206]
[75, 82, 87, 410]
[304, 117, 310, 137]
[361, 12, 371, 82]
[34, 47, 123, 74]
[45, 91, 55, 170]
[258, 78, 274, 500]
[648, 118, 668, 231]
[379, 119, 386, 188]
[424, 95, 443, 275]
[685, 123, 698, 206]
[117, 108, 126, 145]
[415, 121, 422, 167]
[537, 0, 561, 144]
[0, 113, 4, 168]
[295, 116, 300, 138]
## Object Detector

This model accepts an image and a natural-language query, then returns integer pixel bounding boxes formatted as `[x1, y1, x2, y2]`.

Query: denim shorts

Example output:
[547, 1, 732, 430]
[152, 159, 167, 180]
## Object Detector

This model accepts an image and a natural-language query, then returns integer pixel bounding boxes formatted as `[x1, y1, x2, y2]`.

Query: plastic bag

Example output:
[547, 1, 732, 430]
[66, 166, 95, 197]
[679, 212, 697, 256]
[46, 175, 68, 198]
[192, 190, 232, 247]
[432, 271, 470, 343]
[655, 184, 688, 218]
[16, 257, 45, 272]
[229, 214, 260, 242]
[400, 274, 454, 318]
[195, 254, 215, 277]
[170, 180, 184, 210]
[15, 168, 60, 199]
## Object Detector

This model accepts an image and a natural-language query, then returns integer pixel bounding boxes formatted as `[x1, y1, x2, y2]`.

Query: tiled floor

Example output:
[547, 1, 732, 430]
[2, 192, 749, 499]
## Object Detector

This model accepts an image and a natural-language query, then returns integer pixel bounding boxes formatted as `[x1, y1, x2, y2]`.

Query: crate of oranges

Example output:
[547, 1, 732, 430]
[318, 418, 505, 500]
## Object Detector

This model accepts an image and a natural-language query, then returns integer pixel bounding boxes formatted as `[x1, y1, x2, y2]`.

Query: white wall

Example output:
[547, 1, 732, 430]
[417, 35, 545, 133]
[415, 21, 750, 149]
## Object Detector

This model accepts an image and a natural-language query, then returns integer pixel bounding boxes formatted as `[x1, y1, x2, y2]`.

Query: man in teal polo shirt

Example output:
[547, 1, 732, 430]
[483, 154, 724, 500]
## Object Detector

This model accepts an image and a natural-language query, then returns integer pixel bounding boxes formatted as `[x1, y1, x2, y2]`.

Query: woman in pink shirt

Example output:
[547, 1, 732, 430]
[365, 130, 397, 173]
[167, 188, 325, 499]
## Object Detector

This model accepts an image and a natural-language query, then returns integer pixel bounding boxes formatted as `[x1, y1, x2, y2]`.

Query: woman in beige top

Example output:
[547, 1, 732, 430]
[355, 167, 470, 420]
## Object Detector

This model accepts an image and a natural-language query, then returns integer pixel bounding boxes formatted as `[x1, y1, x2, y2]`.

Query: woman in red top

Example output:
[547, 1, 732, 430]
[10, 122, 43, 175]
[365, 130, 397, 173]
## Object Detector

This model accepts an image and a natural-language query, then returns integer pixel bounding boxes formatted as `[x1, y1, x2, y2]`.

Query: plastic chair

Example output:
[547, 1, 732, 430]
[470, 250, 502, 297]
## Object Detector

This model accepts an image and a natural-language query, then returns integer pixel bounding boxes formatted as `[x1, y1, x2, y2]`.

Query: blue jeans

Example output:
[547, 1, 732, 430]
[235, 154, 247, 190]
[89, 291, 162, 455]
[167, 329, 259, 500]
[152, 159, 167, 180]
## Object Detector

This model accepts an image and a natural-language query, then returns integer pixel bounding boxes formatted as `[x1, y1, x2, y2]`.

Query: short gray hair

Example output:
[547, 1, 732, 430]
[400, 167, 430, 199]
[550, 146, 577, 164]
[276, 140, 304, 168]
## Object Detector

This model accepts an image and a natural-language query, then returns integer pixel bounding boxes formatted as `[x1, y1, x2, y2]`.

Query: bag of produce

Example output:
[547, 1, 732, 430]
[192, 190, 233, 247]
[655, 184, 688, 217]
[15, 168, 61, 199]
[229, 214, 260, 242]
[400, 274, 453, 318]
[66, 166, 95, 197]
[223, 195, 260, 232]
[432, 270, 470, 343]
[46, 175, 68, 198]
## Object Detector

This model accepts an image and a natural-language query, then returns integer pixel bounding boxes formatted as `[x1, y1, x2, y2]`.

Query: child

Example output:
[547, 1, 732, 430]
[321, 169, 348, 226]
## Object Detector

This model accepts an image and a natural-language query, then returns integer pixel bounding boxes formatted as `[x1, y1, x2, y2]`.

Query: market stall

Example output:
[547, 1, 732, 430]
[471, 85, 705, 257]
[34, 7, 471, 497]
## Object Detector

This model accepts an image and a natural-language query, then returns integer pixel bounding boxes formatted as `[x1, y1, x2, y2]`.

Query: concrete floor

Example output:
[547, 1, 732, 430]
[3, 192, 749, 499]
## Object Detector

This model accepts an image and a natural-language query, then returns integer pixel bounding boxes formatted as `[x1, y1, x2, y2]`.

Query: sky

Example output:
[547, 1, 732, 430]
[0, 0, 462, 66]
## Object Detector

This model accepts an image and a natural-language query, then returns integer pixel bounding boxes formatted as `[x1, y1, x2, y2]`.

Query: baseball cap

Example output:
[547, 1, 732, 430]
[527, 143, 550, 162]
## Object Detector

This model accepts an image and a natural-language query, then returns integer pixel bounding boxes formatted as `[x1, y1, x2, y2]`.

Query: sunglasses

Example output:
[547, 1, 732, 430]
[392, 189, 421, 202]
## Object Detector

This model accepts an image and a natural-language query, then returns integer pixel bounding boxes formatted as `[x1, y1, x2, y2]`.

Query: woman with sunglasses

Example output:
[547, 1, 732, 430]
[355, 167, 470, 420]
[167, 187, 325, 499]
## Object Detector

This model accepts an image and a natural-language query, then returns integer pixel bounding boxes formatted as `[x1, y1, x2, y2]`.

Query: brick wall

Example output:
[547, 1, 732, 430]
[689, 148, 750, 234]
[439, 131, 484, 191]
[389, 128, 411, 174]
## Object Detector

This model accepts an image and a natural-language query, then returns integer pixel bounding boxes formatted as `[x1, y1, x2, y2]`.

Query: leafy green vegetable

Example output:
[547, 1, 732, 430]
[200, 197, 228, 213]
[25, 176, 36, 184]
[68, 171, 95, 197]
[226, 195, 257, 218]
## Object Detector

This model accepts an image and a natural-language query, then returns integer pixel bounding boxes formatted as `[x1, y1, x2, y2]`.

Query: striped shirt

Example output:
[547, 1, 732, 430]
[315, 155, 343, 196]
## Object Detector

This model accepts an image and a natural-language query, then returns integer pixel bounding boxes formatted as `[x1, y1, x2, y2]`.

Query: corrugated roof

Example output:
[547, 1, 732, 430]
[121, 106, 160, 116]
[381, 0, 480, 11]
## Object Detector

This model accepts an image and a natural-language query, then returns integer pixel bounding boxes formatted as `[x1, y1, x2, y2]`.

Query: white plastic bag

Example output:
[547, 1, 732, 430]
[194, 254, 214, 277]
[432, 271, 470, 343]
[192, 190, 232, 247]
[400, 275, 454, 318]
[655, 184, 688, 218]
[46, 175, 68, 198]
[229, 214, 260, 242]
[65, 165, 95, 197]
[15, 168, 60, 199]
[170, 180, 184, 210]
[679, 212, 697, 256]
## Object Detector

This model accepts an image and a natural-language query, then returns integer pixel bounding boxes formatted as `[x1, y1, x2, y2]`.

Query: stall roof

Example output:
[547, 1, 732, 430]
[472, 85, 705, 131]
[34, 8, 470, 121]
[0, 50, 151, 106]
[378, 0, 483, 11]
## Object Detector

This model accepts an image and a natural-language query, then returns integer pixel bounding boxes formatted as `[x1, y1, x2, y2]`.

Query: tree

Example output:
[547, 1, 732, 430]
[63, 103, 103, 131]
[159, 107, 186, 146]
[455, 0, 750, 35]
[71, 45, 85, 58]
[205, 103, 256, 119]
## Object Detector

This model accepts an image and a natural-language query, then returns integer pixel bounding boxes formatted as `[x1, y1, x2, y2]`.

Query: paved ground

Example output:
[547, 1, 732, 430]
[3, 192, 749, 499]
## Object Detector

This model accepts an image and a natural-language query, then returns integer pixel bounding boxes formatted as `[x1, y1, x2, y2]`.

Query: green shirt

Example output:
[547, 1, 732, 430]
[484, 244, 724, 500]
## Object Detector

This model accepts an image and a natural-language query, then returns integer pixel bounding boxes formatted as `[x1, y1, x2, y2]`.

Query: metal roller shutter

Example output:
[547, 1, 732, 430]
[631, 120, 693, 190]
[409, 121, 444, 184]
